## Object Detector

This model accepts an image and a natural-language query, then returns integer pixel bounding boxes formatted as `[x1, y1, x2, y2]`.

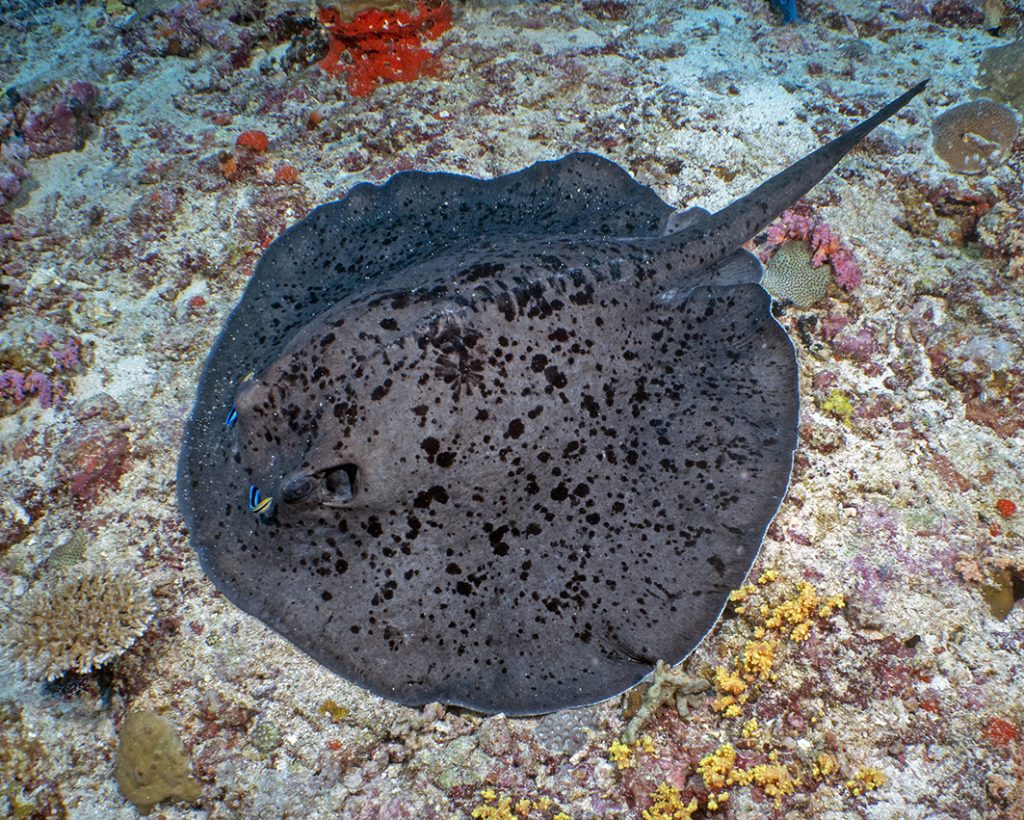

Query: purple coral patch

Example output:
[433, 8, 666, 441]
[0, 369, 64, 409]
[22, 80, 101, 158]
[764, 210, 864, 292]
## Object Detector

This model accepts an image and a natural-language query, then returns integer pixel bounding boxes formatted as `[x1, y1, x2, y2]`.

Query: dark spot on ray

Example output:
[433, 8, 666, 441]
[544, 365, 567, 389]
[178, 85, 926, 716]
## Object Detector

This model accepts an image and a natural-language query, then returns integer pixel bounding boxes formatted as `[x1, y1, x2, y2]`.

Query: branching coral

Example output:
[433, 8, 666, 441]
[2, 569, 156, 681]
[622, 660, 710, 744]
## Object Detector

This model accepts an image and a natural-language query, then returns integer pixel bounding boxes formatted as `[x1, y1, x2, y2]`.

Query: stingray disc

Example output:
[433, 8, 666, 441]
[179, 153, 798, 715]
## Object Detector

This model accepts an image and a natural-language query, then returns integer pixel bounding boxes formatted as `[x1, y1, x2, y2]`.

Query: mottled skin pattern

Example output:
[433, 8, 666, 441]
[179, 84, 926, 715]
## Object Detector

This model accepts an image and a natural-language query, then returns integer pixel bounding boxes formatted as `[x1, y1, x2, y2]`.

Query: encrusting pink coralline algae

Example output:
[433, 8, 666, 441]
[764, 209, 864, 291]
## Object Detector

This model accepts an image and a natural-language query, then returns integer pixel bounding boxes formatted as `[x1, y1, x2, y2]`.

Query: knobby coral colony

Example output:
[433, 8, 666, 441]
[317, 1, 453, 97]
[114, 711, 201, 814]
[762, 240, 831, 308]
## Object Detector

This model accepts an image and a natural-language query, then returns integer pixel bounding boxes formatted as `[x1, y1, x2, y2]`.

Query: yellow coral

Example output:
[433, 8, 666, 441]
[698, 575, 854, 810]
[699, 744, 737, 792]
[821, 389, 854, 426]
[813, 752, 838, 779]
[790, 621, 811, 642]
[707, 791, 729, 810]
[758, 580, 846, 642]
[319, 699, 349, 722]
[642, 783, 698, 819]
[818, 594, 846, 619]
[712, 666, 749, 716]
[747, 763, 797, 806]
[471, 794, 514, 820]
[742, 639, 777, 679]
[730, 583, 756, 603]
[709, 576, 850, 726]
[714, 667, 747, 696]
[847, 766, 886, 795]
[764, 581, 817, 629]
[608, 740, 634, 769]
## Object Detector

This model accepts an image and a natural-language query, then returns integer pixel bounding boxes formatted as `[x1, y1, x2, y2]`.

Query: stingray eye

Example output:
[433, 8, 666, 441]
[281, 474, 315, 504]
[323, 463, 358, 504]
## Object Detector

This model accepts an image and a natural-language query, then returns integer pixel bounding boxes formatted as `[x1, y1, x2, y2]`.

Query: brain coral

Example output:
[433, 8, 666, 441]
[3, 569, 156, 680]
[931, 99, 1020, 174]
[762, 240, 832, 307]
[534, 707, 601, 755]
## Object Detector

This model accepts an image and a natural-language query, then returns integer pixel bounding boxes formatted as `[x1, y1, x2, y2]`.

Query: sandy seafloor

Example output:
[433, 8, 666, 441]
[1, 0, 1023, 817]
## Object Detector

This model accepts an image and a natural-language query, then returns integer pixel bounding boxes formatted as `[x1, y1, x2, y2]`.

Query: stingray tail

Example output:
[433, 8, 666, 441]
[662, 81, 928, 269]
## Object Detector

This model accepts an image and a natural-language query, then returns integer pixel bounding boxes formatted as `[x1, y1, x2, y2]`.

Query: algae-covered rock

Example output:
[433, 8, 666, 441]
[113, 711, 201, 815]
[249, 718, 282, 754]
[416, 735, 489, 790]
[0, 700, 67, 818]
[977, 40, 1024, 112]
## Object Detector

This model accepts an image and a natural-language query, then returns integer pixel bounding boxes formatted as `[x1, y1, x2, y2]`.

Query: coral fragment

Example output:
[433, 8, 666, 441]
[236, 129, 270, 152]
